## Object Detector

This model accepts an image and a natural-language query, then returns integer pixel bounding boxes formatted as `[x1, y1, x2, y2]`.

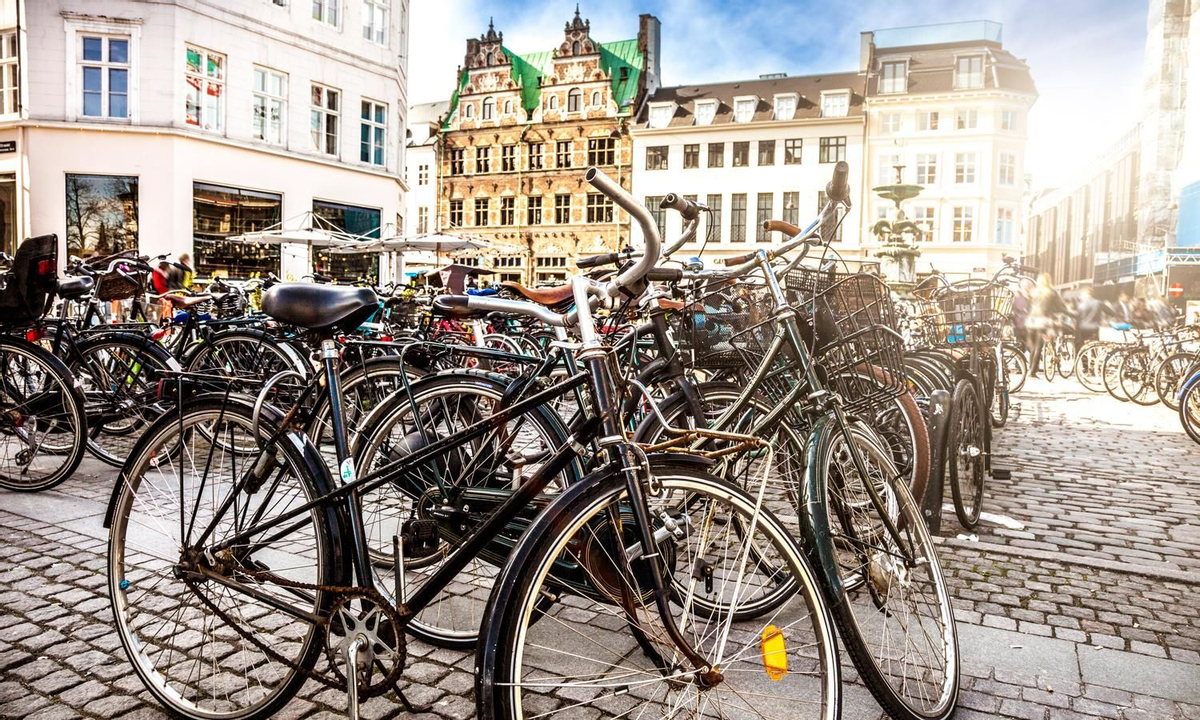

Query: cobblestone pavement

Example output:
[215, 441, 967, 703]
[0, 377, 1198, 718]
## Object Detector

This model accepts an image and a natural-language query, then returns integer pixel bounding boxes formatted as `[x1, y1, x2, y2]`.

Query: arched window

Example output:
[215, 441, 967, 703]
[482, 97, 495, 120]
[503, 99, 513, 114]
[591, 90, 601, 106]
[547, 95, 558, 110]
[572, 40, 580, 55]
[485, 52, 493, 66]
[567, 88, 581, 113]
[464, 103, 474, 118]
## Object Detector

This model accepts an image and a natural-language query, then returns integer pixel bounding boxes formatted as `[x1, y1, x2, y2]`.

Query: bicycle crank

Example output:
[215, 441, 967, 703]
[323, 590, 407, 700]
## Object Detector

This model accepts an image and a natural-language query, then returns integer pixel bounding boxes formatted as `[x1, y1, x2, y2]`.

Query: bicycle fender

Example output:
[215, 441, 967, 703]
[802, 415, 845, 601]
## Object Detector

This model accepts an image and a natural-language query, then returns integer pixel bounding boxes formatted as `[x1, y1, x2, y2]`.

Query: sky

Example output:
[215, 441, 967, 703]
[408, 0, 1150, 190]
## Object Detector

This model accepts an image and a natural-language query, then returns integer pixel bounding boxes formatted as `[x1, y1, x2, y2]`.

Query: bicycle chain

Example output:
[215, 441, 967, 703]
[183, 568, 407, 698]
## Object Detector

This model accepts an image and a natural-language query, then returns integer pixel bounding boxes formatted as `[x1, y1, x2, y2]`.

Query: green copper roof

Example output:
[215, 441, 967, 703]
[442, 37, 644, 130]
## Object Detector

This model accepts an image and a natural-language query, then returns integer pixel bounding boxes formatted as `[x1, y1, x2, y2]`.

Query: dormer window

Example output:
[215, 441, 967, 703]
[954, 55, 984, 90]
[773, 94, 797, 121]
[733, 97, 757, 123]
[820, 90, 849, 118]
[648, 102, 674, 129]
[694, 99, 718, 126]
[546, 95, 558, 111]
[464, 102, 474, 119]
[880, 60, 907, 94]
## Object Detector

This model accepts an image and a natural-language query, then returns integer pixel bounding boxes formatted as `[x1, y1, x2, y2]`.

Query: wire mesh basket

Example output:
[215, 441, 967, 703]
[95, 271, 140, 301]
[785, 267, 907, 414]
[212, 290, 247, 319]
[914, 279, 1014, 346]
[672, 280, 774, 370]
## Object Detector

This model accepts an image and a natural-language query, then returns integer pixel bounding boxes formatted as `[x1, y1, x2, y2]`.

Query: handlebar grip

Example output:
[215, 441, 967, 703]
[762, 219, 803, 237]
[825, 161, 850, 203]
[577, 252, 621, 269]
[660, 193, 701, 221]
[722, 251, 757, 266]
[646, 268, 683, 282]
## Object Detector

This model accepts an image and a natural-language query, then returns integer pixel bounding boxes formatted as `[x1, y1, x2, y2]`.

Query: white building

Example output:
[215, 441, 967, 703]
[0, 0, 409, 281]
[860, 21, 1037, 277]
[398, 99, 446, 278]
[631, 72, 867, 264]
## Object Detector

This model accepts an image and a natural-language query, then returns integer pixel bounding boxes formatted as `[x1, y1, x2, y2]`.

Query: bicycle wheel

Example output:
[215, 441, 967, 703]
[1118, 350, 1157, 406]
[1155, 352, 1195, 411]
[991, 352, 1010, 428]
[351, 370, 578, 649]
[71, 332, 180, 467]
[1001, 343, 1028, 394]
[478, 463, 841, 720]
[1180, 375, 1200, 445]
[1074, 342, 1109, 393]
[108, 395, 341, 720]
[186, 328, 308, 382]
[818, 423, 959, 720]
[1103, 348, 1131, 402]
[948, 378, 985, 529]
[1057, 340, 1075, 379]
[0, 336, 88, 491]
[1041, 341, 1057, 382]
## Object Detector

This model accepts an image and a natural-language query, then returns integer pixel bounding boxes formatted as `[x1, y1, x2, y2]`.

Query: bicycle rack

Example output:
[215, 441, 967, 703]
[921, 389, 952, 535]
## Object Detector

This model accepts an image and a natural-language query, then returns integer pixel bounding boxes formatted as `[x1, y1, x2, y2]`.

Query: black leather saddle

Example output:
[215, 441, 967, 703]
[261, 283, 378, 333]
[57, 276, 94, 300]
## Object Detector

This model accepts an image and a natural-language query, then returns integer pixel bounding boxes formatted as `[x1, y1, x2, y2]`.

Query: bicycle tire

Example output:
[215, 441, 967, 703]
[1180, 374, 1200, 445]
[948, 378, 985, 529]
[1103, 348, 1131, 402]
[1002, 342, 1028, 394]
[1156, 352, 1195, 411]
[1074, 341, 1109, 393]
[1118, 350, 1158, 406]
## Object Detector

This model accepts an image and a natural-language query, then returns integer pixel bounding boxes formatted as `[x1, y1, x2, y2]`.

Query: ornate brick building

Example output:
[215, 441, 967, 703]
[437, 9, 661, 284]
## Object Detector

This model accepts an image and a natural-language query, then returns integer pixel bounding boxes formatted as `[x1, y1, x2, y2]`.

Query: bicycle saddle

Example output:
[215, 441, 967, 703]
[432, 295, 490, 319]
[56, 276, 94, 300]
[261, 283, 378, 332]
[499, 281, 574, 310]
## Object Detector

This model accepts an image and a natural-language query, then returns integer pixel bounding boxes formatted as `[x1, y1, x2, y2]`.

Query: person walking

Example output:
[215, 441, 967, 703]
[1012, 277, 1034, 352]
[1073, 286, 1112, 352]
[1026, 273, 1067, 375]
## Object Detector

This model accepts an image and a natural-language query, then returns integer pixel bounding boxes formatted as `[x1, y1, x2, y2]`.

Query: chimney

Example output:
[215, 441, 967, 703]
[638, 14, 662, 96]
[859, 31, 874, 72]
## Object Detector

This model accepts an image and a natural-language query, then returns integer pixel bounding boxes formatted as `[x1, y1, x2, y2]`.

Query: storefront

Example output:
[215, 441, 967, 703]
[311, 199, 381, 284]
[192, 182, 282, 279]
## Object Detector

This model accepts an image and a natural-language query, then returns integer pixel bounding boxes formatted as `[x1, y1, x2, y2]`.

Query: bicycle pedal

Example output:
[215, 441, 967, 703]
[991, 468, 1012, 480]
[402, 519, 440, 559]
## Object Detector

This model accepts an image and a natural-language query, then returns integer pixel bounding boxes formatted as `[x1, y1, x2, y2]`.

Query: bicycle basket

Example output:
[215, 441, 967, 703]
[213, 291, 246, 319]
[917, 279, 1014, 345]
[95, 271, 140, 301]
[672, 280, 773, 370]
[786, 268, 907, 414]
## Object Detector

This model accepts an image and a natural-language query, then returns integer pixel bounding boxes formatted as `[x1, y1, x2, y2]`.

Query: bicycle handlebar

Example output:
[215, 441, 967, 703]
[585, 167, 661, 298]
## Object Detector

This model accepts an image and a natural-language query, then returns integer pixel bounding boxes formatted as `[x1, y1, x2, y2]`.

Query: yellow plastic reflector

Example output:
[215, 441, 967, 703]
[761, 625, 787, 681]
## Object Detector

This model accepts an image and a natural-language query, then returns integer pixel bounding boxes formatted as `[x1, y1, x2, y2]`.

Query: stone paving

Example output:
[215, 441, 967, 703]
[0, 377, 1198, 718]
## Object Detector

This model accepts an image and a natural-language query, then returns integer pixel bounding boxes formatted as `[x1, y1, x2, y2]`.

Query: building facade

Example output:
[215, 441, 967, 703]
[436, 10, 661, 285]
[631, 73, 867, 263]
[2, 0, 409, 281]
[860, 21, 1037, 278]
[401, 99, 448, 274]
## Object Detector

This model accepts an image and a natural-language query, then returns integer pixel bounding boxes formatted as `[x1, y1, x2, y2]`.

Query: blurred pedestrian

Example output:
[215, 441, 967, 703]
[1012, 277, 1034, 351]
[1026, 273, 1066, 374]
[1073, 286, 1111, 351]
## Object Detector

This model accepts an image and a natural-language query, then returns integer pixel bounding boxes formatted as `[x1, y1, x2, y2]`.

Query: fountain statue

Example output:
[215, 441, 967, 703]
[871, 165, 924, 290]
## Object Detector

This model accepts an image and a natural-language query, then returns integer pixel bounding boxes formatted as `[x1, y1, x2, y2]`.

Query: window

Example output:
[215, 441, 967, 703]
[500, 196, 515, 225]
[648, 103, 673, 128]
[591, 91, 601, 106]
[310, 84, 339, 155]
[192, 182, 282, 279]
[448, 199, 463, 227]
[783, 191, 799, 227]
[567, 88, 581, 113]
[880, 154, 901, 183]
[784, 139, 802, 165]
[474, 197, 489, 226]
[918, 111, 939, 131]
[952, 206, 974, 242]
[707, 143, 724, 168]
[733, 98, 756, 123]
[501, 144, 516, 171]
[463, 103, 473, 119]
[694, 100, 718, 126]
[730, 194, 747, 242]
[476, 146, 491, 173]
[417, 206, 428, 233]
[955, 55, 984, 89]
[546, 95, 558, 111]
[996, 207, 1014, 245]
[912, 206, 935, 242]
[880, 61, 907, 93]
[999, 152, 1017, 186]
[535, 256, 567, 281]
[448, 147, 465, 175]
[820, 91, 849, 118]
[482, 97, 494, 120]
[881, 113, 901, 133]
[774, 95, 796, 120]
[503, 99, 513, 115]
[683, 144, 699, 169]
[757, 140, 775, 166]
[645, 197, 666, 240]
[586, 193, 613, 223]
[954, 153, 976, 184]
[916, 153, 937, 185]
[418, 164, 429, 185]
[646, 146, 668, 170]
[362, 0, 388, 44]
[555, 140, 572, 168]
[185, 47, 224, 130]
[819, 136, 846, 163]
[527, 142, 543, 170]
[1001, 109, 1018, 131]
[312, 200, 382, 282]
[312, 0, 339, 26]
[955, 109, 977, 130]
[65, 174, 139, 256]
[80, 35, 130, 119]
[526, 195, 542, 225]
[252, 67, 286, 144]
[360, 99, 386, 165]
[732, 141, 749, 167]
[554, 194, 571, 224]
[705, 194, 722, 243]
[755, 193, 773, 242]
[0, 32, 18, 115]
[587, 137, 615, 166]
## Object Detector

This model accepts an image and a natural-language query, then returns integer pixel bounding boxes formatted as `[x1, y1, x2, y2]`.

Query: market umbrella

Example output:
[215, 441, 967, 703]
[424, 263, 493, 294]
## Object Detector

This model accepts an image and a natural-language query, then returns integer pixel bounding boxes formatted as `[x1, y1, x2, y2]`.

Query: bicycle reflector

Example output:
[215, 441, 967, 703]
[37, 259, 55, 276]
[25, 328, 41, 343]
[760, 625, 787, 681]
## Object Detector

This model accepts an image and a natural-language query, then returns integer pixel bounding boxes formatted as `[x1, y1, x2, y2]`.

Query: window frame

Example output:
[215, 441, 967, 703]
[820, 90, 849, 118]
[879, 60, 907, 94]
[499, 196, 515, 226]
[705, 194, 722, 243]
[955, 109, 978, 130]
[473, 196, 489, 226]
[998, 151, 1017, 186]
[475, 145, 491, 173]
[252, 66, 287, 145]
[448, 198, 464, 228]
[732, 96, 757, 124]
[995, 205, 1015, 245]
[0, 31, 15, 116]
[555, 140, 572, 168]
[78, 34, 132, 121]
[732, 141, 749, 167]
[66, 19, 141, 123]
[784, 138, 802, 165]
[554, 193, 571, 224]
[818, 136, 846, 163]
[729, 193, 747, 242]
[683, 144, 699, 169]
[952, 205, 975, 242]
[773, 93, 797, 121]
[567, 87, 581, 114]
[647, 102, 674, 129]
[586, 137, 615, 166]
[707, 142, 724, 168]
[646, 145, 668, 171]
[915, 153, 937, 185]
[185, 45, 225, 132]
[527, 142, 544, 170]
[757, 139, 775, 166]
[918, 110, 939, 131]
[954, 55, 984, 90]
[693, 99, 718, 126]
[755, 192, 773, 242]
[501, 144, 517, 172]
[954, 152, 976, 184]
[481, 96, 495, 120]
[310, 83, 340, 156]
[312, 0, 341, 28]
[362, 0, 388, 46]
[359, 98, 387, 166]
[586, 192, 614, 224]
[881, 112, 901, 133]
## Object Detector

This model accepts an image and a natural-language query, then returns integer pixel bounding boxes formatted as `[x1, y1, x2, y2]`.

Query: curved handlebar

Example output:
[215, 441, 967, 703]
[585, 167, 661, 297]
[761, 219, 803, 237]
[825, 161, 851, 205]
